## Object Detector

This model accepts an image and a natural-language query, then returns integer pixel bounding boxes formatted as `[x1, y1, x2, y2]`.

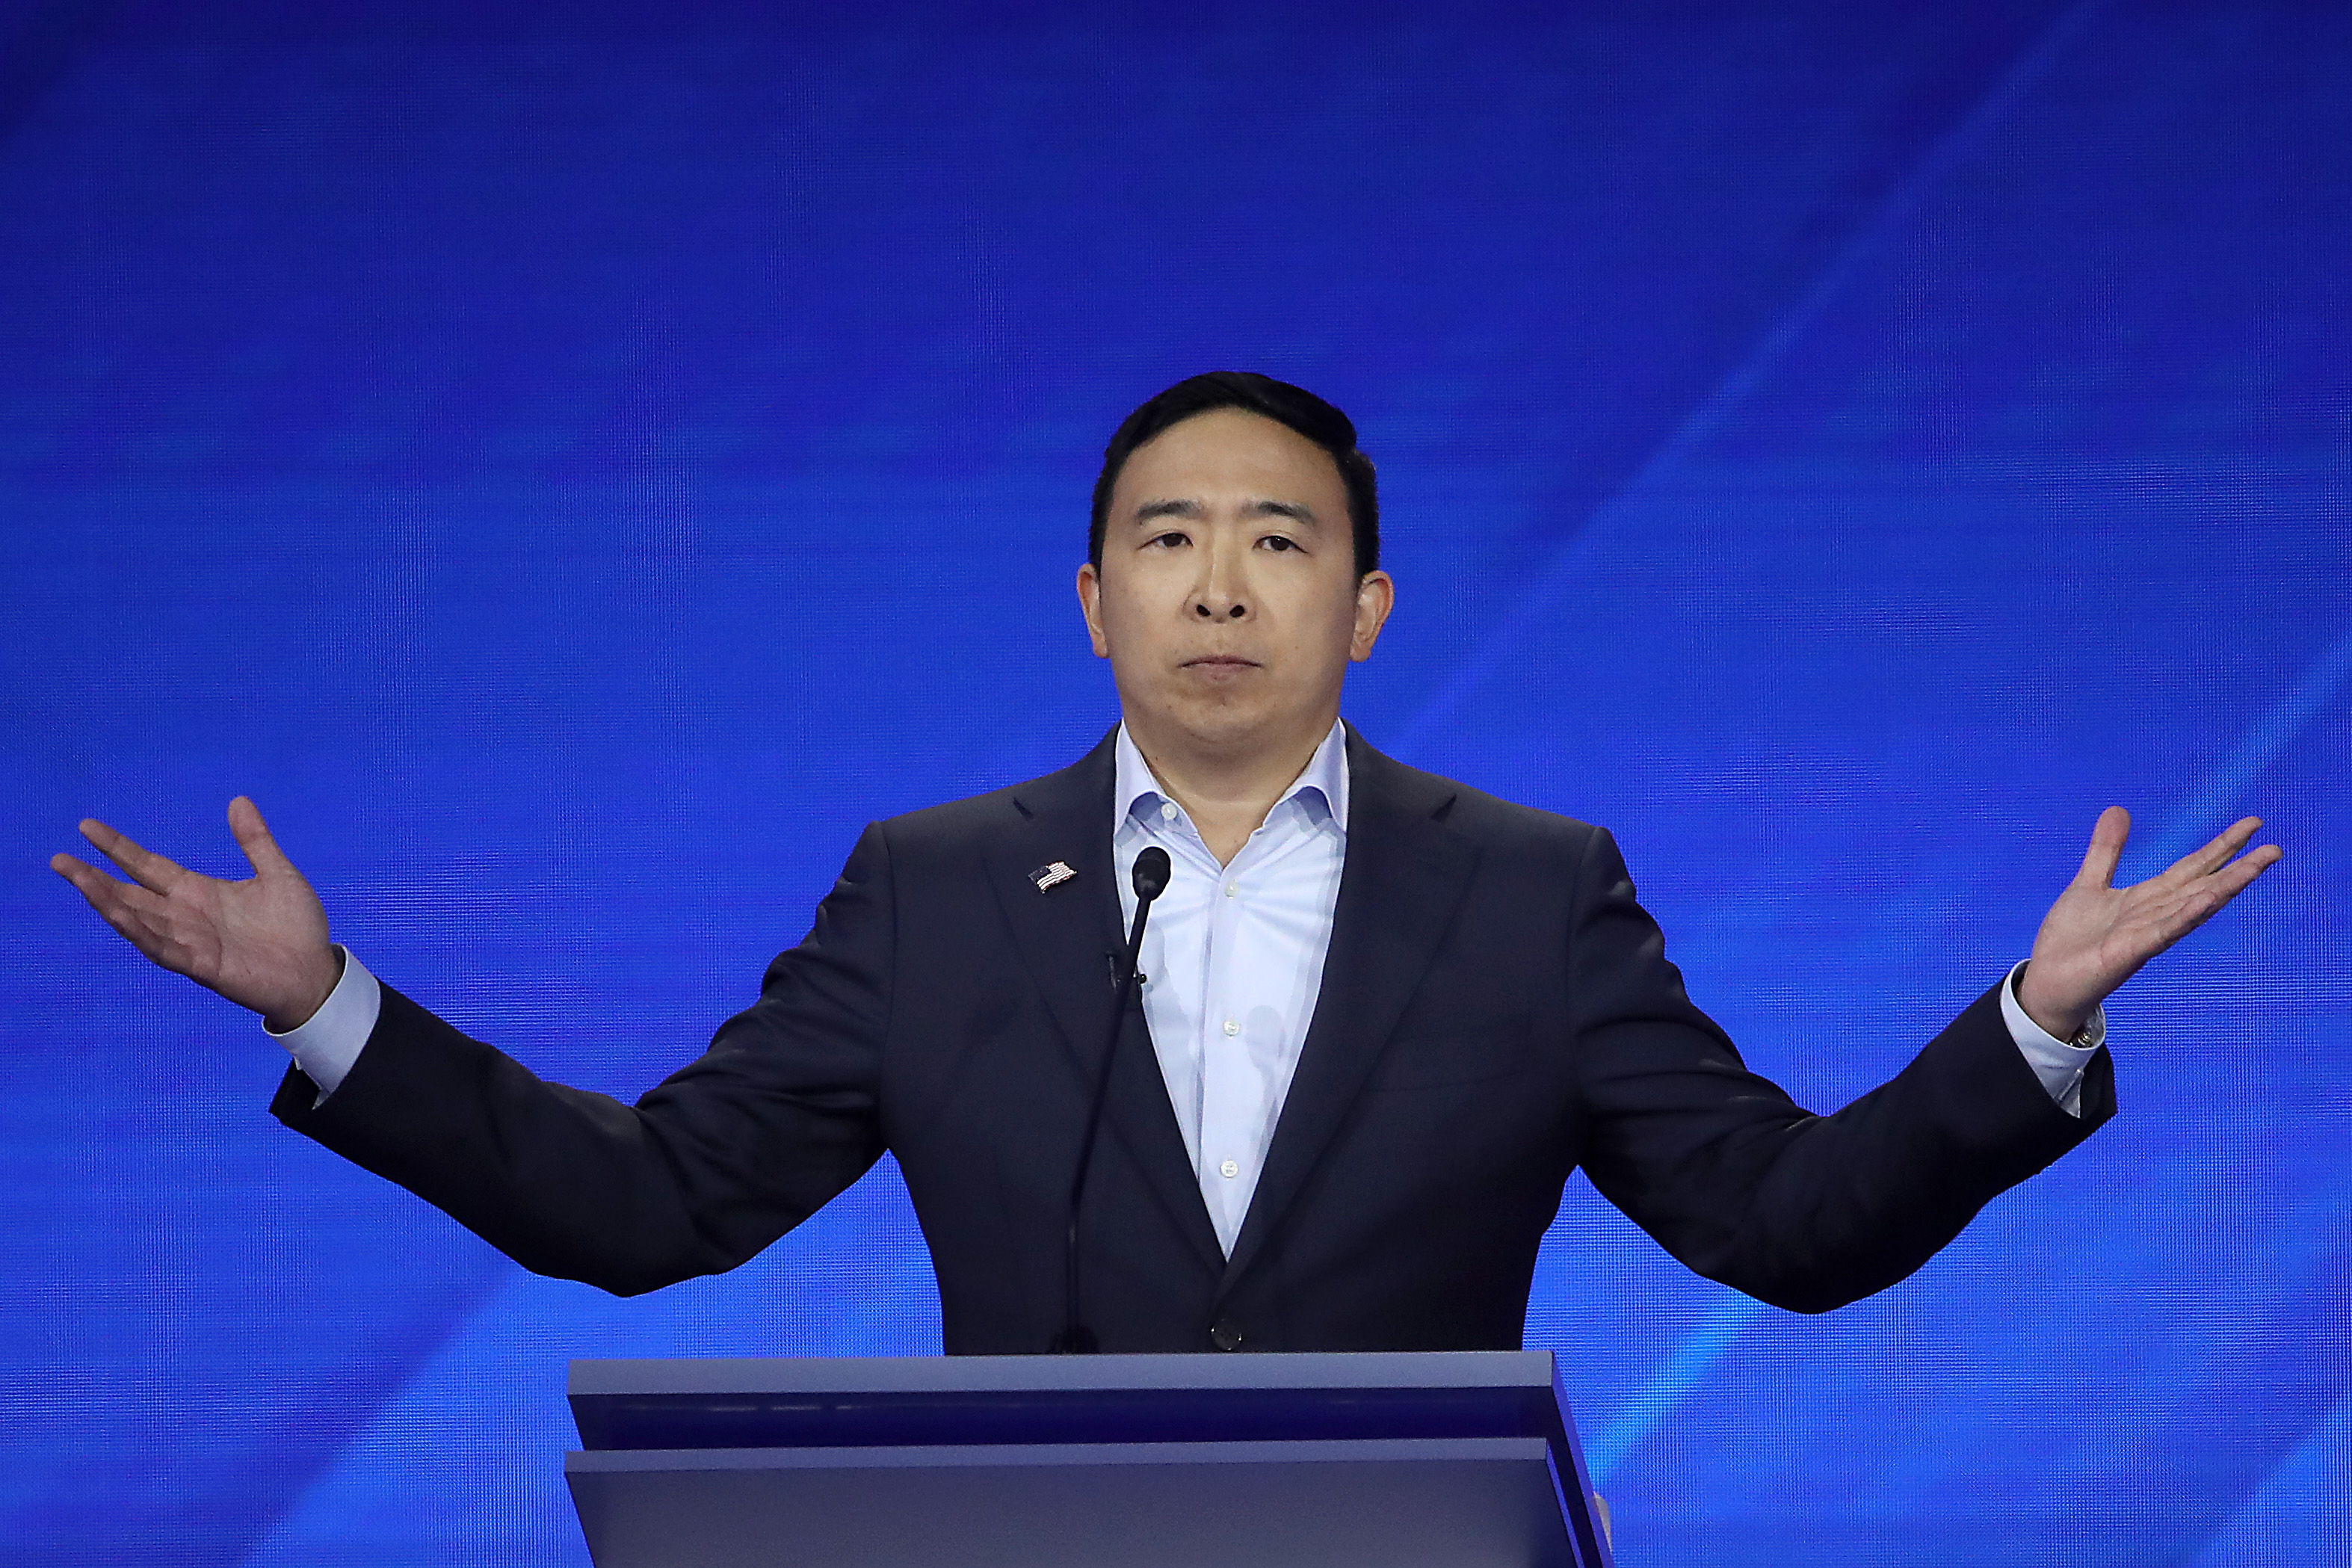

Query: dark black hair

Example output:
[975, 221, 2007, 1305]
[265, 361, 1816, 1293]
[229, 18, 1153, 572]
[1088, 371, 1380, 576]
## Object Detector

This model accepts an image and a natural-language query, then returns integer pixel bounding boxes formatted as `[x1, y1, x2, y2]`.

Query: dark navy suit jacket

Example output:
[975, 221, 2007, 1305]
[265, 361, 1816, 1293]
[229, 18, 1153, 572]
[275, 729, 2111, 1354]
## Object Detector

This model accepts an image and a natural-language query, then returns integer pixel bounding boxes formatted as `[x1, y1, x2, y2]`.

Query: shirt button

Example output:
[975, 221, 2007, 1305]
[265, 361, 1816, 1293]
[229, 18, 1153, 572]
[1159, 801, 1177, 821]
[1224, 882, 1238, 898]
[1221, 1019, 1239, 1037]
[1219, 1159, 1239, 1179]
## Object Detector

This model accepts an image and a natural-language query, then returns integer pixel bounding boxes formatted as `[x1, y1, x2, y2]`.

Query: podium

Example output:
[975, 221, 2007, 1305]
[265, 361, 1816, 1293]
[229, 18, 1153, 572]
[566, 1350, 1615, 1567]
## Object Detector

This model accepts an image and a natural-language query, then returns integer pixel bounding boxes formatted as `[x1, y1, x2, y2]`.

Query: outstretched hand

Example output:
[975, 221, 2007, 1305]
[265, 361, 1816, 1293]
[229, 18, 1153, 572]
[2016, 806, 2282, 1043]
[52, 797, 339, 1031]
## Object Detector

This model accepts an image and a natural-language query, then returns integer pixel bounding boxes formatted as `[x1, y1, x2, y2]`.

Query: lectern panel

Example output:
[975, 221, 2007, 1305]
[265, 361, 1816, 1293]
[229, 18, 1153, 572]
[565, 1353, 1614, 1567]
[567, 1436, 1579, 1568]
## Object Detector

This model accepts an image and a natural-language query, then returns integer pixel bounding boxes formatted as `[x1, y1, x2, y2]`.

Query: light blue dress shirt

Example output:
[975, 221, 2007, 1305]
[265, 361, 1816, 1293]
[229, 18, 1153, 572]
[1113, 719, 1351, 1256]
[275, 722, 2104, 1227]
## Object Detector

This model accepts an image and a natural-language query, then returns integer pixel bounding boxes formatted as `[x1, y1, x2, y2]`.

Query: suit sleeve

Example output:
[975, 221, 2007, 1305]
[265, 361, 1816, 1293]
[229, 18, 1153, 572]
[1567, 827, 2113, 1313]
[271, 822, 898, 1296]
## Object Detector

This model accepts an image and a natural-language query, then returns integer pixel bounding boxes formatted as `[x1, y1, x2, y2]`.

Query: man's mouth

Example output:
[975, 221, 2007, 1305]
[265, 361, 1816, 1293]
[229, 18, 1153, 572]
[1180, 656, 1262, 681]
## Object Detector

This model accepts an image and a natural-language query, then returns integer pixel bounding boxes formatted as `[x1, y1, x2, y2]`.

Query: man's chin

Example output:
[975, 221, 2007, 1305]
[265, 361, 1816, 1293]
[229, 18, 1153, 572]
[1142, 694, 1306, 754]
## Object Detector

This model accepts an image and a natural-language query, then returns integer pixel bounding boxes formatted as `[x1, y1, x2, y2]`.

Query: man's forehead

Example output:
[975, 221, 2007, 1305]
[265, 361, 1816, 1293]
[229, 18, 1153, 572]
[1112, 410, 1346, 511]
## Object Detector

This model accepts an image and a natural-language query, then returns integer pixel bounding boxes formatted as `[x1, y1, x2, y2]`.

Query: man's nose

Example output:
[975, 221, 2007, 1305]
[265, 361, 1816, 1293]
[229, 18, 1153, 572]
[1193, 542, 1250, 621]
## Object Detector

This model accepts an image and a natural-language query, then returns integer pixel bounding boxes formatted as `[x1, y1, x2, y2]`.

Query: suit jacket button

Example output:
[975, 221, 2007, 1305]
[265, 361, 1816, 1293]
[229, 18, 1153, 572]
[1209, 1320, 1244, 1352]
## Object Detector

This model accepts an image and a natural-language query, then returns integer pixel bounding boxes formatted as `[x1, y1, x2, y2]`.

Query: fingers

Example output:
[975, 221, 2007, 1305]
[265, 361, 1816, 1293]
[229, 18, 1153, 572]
[2072, 805, 2130, 891]
[52, 852, 177, 952]
[2206, 840, 2283, 901]
[76, 818, 187, 895]
[227, 795, 295, 877]
[50, 851, 116, 906]
[2131, 839, 2282, 953]
[2169, 815, 2265, 882]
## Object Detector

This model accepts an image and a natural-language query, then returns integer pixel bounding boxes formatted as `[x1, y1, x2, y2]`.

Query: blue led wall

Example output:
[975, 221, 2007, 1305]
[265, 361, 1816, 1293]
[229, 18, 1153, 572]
[2, 1, 2346, 1562]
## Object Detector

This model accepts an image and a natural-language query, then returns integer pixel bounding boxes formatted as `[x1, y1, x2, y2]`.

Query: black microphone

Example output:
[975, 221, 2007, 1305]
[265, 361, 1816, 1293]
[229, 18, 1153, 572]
[1051, 845, 1172, 1354]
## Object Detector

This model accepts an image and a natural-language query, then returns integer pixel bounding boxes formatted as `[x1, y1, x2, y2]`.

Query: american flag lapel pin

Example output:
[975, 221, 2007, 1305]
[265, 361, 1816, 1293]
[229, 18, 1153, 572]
[1028, 860, 1078, 894]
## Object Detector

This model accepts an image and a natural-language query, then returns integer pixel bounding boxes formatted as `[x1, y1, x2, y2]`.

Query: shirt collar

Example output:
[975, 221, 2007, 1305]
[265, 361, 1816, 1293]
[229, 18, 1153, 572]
[1114, 717, 1351, 836]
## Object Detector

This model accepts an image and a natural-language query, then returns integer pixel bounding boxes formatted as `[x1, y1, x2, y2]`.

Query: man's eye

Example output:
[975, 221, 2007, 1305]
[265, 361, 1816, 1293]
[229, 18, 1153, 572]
[1259, 534, 1300, 552]
[1146, 531, 1190, 549]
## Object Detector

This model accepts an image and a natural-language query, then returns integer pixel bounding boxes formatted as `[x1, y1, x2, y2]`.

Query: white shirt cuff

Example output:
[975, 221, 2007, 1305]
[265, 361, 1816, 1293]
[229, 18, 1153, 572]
[1999, 957, 2102, 1119]
[265, 945, 380, 1101]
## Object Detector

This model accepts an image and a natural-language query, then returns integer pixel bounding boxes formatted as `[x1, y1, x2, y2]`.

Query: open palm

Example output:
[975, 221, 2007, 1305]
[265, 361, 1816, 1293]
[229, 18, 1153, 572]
[2016, 806, 2282, 1042]
[52, 796, 339, 1031]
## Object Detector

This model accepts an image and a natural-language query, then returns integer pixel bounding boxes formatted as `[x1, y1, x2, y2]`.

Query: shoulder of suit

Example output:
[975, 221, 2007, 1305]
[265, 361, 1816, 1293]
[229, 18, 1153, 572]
[872, 778, 1030, 844]
[1348, 734, 1608, 851]
[860, 734, 1111, 852]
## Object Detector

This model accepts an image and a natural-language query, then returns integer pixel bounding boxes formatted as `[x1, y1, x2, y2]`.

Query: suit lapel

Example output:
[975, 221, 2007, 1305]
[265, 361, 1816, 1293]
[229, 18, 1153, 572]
[1217, 732, 1481, 1295]
[984, 732, 1225, 1273]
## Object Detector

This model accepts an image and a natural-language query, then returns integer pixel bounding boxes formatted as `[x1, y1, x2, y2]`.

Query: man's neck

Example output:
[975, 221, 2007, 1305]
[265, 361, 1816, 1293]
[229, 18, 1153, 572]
[1124, 712, 1336, 867]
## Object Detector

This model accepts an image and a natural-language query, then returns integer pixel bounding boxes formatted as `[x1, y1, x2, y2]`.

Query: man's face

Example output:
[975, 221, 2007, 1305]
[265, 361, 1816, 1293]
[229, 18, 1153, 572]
[1078, 407, 1394, 758]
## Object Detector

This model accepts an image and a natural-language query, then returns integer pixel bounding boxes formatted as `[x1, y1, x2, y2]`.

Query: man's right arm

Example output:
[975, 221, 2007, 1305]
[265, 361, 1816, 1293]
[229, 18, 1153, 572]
[267, 945, 380, 1099]
[58, 798, 898, 1297]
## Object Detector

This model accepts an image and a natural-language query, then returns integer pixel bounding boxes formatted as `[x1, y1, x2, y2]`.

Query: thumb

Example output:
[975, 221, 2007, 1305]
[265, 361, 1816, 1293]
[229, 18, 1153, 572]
[2070, 805, 2130, 892]
[227, 795, 296, 877]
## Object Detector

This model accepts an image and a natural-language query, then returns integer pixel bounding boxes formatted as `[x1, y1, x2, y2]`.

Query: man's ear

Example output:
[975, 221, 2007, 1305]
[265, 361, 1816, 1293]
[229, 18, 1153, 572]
[1076, 561, 1111, 658]
[1350, 570, 1395, 661]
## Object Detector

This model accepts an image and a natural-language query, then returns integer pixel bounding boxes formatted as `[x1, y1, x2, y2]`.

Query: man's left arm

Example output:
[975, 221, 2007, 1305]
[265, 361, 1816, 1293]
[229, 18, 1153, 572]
[2000, 959, 2100, 1118]
[2013, 806, 2279, 1047]
[1994, 806, 2282, 1121]
[1573, 808, 2279, 1313]
[1957, 803, 2279, 1123]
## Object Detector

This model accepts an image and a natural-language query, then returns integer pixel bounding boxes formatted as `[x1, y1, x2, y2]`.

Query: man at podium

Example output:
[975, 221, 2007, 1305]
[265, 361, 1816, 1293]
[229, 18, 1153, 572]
[53, 372, 2280, 1354]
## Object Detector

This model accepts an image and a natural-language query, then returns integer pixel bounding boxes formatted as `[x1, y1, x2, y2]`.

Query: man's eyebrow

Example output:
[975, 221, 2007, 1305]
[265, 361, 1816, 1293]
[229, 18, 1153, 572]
[1126, 497, 1321, 525]
[1244, 499, 1319, 525]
